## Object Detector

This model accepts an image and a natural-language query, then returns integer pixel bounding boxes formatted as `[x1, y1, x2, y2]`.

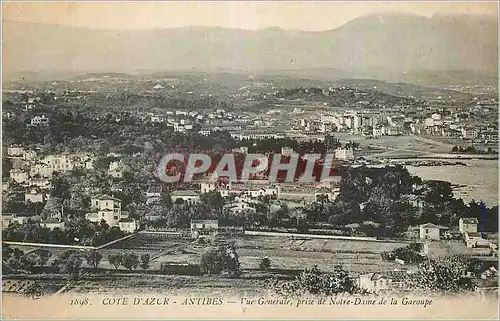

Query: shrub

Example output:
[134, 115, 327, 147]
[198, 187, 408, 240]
[402, 255, 475, 293]
[122, 253, 139, 271]
[259, 257, 271, 271]
[53, 250, 84, 280]
[86, 251, 103, 270]
[381, 243, 425, 264]
[108, 253, 123, 270]
[140, 254, 150, 271]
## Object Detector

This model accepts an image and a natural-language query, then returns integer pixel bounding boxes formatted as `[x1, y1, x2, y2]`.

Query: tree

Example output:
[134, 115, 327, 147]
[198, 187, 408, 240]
[2, 158, 13, 181]
[34, 249, 51, 267]
[268, 265, 358, 297]
[50, 172, 71, 200]
[402, 255, 475, 293]
[200, 191, 225, 214]
[69, 192, 87, 214]
[159, 193, 173, 208]
[199, 244, 240, 277]
[86, 251, 103, 270]
[381, 243, 425, 263]
[259, 257, 271, 271]
[140, 254, 150, 272]
[6, 248, 25, 271]
[108, 253, 123, 270]
[451, 146, 459, 153]
[122, 253, 139, 271]
[41, 197, 63, 219]
[56, 250, 84, 280]
[20, 254, 37, 273]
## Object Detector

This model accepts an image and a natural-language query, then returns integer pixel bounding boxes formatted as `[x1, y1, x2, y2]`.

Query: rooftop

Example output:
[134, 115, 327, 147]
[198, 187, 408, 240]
[92, 194, 121, 202]
[41, 218, 62, 224]
[172, 190, 199, 197]
[147, 184, 162, 194]
[191, 219, 218, 224]
[316, 187, 332, 194]
[419, 223, 448, 229]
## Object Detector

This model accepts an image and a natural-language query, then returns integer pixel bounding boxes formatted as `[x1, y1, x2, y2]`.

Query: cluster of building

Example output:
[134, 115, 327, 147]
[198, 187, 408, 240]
[6, 146, 95, 185]
[145, 179, 341, 225]
[290, 109, 498, 143]
[3, 145, 140, 234]
[412, 217, 494, 249]
[2, 194, 138, 234]
[356, 217, 498, 294]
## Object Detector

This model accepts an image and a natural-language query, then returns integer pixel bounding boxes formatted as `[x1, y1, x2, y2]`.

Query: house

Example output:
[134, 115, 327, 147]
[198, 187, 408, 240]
[24, 188, 45, 203]
[372, 126, 386, 137]
[232, 146, 248, 154]
[40, 218, 65, 230]
[356, 273, 393, 293]
[481, 130, 498, 143]
[118, 218, 138, 233]
[23, 150, 37, 161]
[146, 184, 162, 198]
[199, 127, 211, 136]
[406, 226, 421, 239]
[419, 223, 448, 240]
[171, 190, 200, 205]
[404, 195, 425, 212]
[42, 154, 74, 172]
[2, 214, 30, 229]
[9, 169, 29, 183]
[224, 198, 257, 214]
[464, 231, 489, 248]
[31, 114, 49, 126]
[315, 187, 338, 201]
[145, 214, 162, 222]
[146, 183, 163, 205]
[281, 147, 294, 157]
[461, 127, 479, 139]
[7, 145, 25, 157]
[30, 163, 53, 179]
[190, 219, 218, 239]
[459, 217, 479, 235]
[29, 177, 51, 189]
[108, 161, 125, 178]
[465, 236, 490, 249]
[86, 194, 122, 226]
[90, 194, 122, 213]
[200, 182, 217, 194]
[334, 148, 354, 160]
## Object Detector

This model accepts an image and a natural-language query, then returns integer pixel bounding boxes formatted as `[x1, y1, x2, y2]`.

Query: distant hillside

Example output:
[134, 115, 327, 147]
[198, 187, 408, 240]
[3, 13, 497, 85]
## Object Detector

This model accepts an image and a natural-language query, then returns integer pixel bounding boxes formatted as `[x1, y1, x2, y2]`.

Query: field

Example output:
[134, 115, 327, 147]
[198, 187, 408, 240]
[61, 232, 411, 295]
[4, 232, 490, 295]
[103, 233, 409, 273]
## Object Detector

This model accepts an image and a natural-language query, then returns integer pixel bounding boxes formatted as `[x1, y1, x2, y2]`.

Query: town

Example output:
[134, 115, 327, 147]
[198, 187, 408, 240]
[2, 71, 498, 299]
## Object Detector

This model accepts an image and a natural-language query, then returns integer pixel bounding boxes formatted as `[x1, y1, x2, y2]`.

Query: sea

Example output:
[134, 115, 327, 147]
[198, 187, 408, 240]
[405, 159, 498, 207]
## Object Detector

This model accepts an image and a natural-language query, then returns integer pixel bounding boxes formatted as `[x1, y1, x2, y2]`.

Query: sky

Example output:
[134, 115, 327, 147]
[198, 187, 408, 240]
[2, 1, 498, 31]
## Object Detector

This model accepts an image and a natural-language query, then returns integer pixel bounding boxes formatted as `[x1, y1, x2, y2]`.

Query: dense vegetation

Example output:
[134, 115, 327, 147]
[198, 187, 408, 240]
[3, 219, 125, 246]
[199, 244, 241, 277]
[381, 243, 426, 263]
[267, 265, 359, 297]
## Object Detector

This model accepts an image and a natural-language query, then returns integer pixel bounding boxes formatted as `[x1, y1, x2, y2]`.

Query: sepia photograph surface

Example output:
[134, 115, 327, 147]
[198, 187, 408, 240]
[1, 1, 499, 320]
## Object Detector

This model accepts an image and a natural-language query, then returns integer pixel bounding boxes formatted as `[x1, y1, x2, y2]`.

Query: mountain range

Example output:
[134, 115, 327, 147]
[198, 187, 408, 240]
[3, 13, 498, 85]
